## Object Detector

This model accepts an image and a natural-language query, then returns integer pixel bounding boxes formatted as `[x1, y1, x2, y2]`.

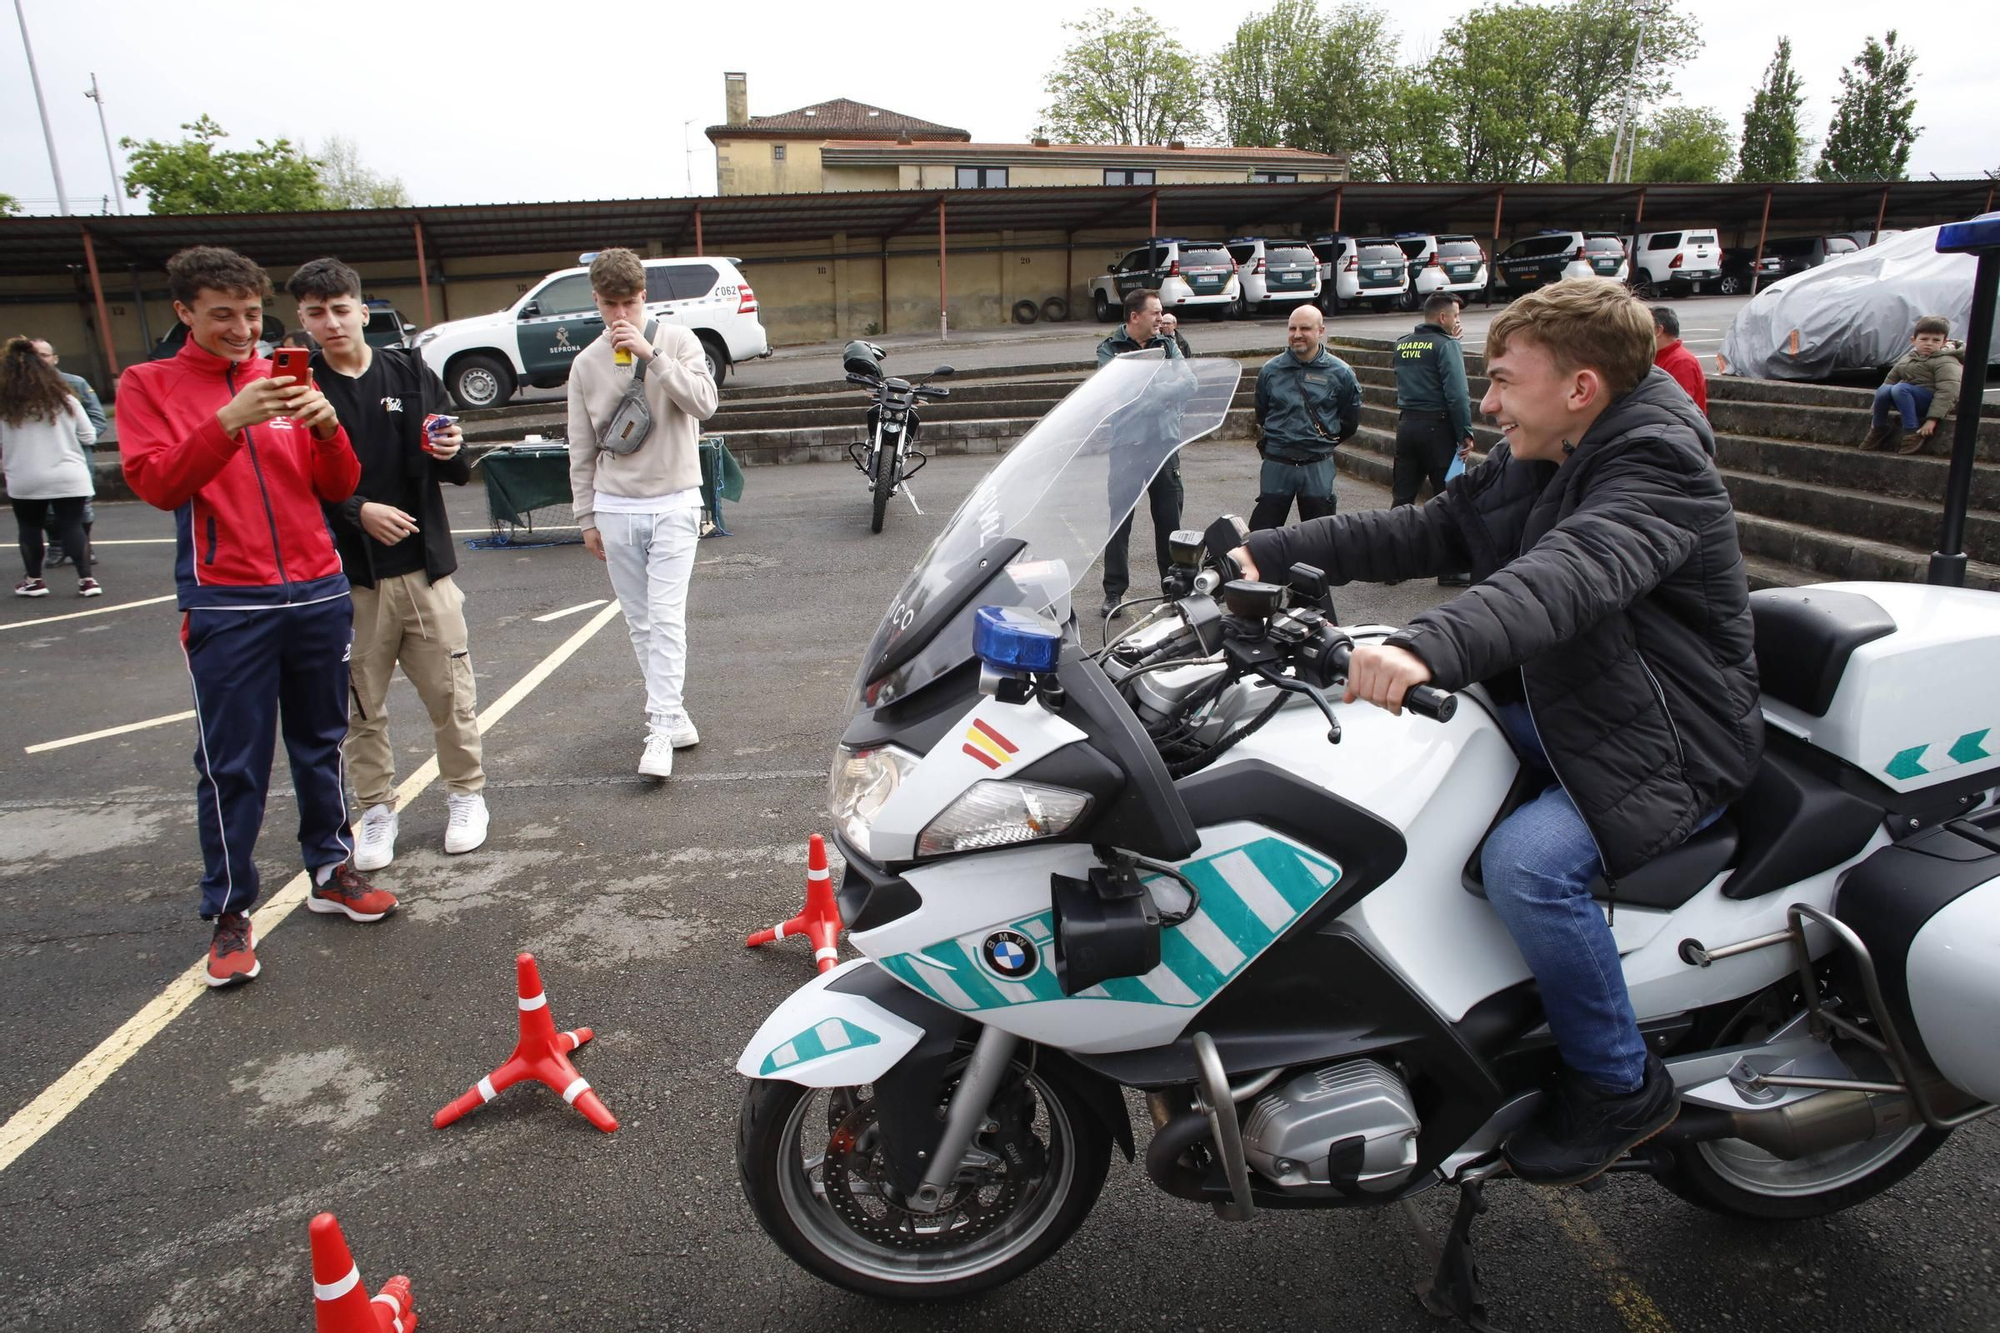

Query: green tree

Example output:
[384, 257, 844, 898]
[1373, 67, 1460, 183]
[1209, 0, 1397, 172]
[1545, 0, 1703, 182]
[1815, 31, 1922, 182]
[1631, 105, 1733, 182]
[0, 193, 20, 216]
[318, 135, 411, 209]
[1036, 8, 1209, 145]
[122, 115, 326, 214]
[1737, 37, 1807, 182]
[1430, 3, 1573, 181]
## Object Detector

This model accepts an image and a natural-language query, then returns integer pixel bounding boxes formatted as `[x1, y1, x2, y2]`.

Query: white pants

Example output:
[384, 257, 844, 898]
[598, 507, 701, 727]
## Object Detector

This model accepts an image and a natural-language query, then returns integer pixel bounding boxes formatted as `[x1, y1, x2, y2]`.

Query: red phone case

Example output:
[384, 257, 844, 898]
[273, 348, 311, 383]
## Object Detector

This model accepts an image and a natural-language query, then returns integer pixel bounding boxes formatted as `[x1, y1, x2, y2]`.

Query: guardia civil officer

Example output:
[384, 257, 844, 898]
[1250, 304, 1359, 530]
[1094, 287, 1184, 608]
[1393, 293, 1475, 585]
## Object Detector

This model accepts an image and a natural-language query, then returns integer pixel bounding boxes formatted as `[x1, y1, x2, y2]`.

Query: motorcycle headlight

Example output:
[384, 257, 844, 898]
[917, 780, 1090, 858]
[828, 745, 920, 856]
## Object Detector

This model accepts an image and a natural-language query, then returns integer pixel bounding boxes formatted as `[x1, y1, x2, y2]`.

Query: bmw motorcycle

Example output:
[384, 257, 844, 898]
[843, 341, 952, 534]
[736, 351, 2000, 1319]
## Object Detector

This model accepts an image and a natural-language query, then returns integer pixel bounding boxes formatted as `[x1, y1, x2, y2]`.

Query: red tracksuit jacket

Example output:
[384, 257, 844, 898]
[119, 339, 361, 609]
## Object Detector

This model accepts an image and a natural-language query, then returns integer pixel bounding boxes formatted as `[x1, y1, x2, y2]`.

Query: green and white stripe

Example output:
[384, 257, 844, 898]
[758, 1017, 882, 1075]
[880, 837, 1341, 1012]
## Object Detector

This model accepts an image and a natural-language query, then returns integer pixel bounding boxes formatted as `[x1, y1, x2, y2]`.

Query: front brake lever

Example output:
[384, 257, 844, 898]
[1253, 664, 1341, 744]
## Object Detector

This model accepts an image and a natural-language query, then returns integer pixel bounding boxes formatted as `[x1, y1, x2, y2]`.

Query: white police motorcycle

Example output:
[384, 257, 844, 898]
[735, 352, 2000, 1320]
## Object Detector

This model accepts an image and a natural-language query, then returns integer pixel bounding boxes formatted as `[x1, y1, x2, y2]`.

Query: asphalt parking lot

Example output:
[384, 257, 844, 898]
[1, 440, 1995, 1332]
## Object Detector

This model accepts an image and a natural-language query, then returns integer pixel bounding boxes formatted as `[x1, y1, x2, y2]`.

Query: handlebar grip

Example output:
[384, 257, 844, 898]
[1404, 684, 1457, 723]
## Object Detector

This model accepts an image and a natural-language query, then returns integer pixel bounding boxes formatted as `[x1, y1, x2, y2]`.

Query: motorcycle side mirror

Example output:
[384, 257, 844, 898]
[930, 365, 955, 379]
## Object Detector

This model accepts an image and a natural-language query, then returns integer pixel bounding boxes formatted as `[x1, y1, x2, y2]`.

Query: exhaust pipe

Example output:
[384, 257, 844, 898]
[1665, 1084, 1925, 1160]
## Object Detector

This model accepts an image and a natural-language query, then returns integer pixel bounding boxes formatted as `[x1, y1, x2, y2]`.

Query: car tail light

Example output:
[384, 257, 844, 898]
[1168, 259, 1181, 278]
[1253, 257, 1266, 274]
[1428, 252, 1440, 267]
[1574, 245, 1587, 261]
[737, 284, 758, 314]
[1344, 255, 1358, 272]
[1669, 253, 1683, 269]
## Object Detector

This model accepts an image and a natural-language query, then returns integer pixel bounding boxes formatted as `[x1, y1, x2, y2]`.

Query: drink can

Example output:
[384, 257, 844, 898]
[613, 344, 634, 366]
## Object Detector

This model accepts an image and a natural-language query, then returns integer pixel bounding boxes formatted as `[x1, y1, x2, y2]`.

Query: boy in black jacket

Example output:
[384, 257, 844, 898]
[1234, 278, 1762, 1186]
[289, 258, 489, 869]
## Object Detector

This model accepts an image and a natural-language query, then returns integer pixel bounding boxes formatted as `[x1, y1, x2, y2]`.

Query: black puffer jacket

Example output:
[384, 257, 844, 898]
[1244, 367, 1763, 878]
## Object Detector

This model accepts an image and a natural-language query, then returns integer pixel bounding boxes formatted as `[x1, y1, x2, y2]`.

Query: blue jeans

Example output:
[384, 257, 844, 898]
[1482, 703, 1717, 1093]
[1873, 382, 1934, 431]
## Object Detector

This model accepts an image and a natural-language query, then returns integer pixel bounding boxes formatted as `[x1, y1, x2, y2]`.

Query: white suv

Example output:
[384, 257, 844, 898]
[1225, 238, 1322, 316]
[1088, 239, 1240, 323]
[414, 255, 769, 409]
[1397, 233, 1489, 304]
[1632, 229, 1722, 297]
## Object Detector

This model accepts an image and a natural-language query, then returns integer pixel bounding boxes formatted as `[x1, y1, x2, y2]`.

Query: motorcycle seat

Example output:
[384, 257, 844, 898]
[1463, 794, 1740, 911]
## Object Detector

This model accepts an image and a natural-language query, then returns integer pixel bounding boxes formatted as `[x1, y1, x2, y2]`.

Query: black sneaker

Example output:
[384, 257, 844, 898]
[1502, 1054, 1678, 1186]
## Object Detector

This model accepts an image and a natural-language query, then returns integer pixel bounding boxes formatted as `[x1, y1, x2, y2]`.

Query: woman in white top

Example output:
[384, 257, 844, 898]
[1, 336, 99, 597]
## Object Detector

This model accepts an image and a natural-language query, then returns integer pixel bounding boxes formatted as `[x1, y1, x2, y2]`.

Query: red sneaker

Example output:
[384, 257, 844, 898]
[307, 861, 399, 922]
[206, 912, 260, 988]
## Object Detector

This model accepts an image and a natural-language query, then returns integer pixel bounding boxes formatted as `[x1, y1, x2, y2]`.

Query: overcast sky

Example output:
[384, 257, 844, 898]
[3, 0, 1992, 214]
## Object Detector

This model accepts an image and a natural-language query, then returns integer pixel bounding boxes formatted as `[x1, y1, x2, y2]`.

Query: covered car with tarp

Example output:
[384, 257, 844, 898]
[1717, 220, 2000, 382]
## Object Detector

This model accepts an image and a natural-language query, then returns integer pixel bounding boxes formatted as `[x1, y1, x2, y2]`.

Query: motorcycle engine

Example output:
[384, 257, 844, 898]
[1239, 1059, 1421, 1192]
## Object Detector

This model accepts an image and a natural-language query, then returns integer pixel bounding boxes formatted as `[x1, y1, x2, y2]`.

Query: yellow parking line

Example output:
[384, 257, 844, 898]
[24, 710, 195, 754]
[0, 600, 625, 1175]
[1542, 1190, 1679, 1333]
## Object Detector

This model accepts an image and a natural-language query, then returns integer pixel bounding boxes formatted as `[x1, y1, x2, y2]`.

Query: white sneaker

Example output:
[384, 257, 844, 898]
[354, 803, 398, 871]
[660, 713, 700, 749]
[638, 732, 675, 779]
[444, 792, 489, 855]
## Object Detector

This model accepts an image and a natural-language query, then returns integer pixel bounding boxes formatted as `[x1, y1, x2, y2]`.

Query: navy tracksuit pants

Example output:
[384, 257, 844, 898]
[180, 596, 354, 919]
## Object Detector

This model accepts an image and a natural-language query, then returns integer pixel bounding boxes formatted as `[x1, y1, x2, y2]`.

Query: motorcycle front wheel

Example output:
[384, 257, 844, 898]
[869, 448, 897, 534]
[736, 1059, 1111, 1300]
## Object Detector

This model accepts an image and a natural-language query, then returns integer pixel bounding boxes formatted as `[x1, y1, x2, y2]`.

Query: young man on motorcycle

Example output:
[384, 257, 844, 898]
[1233, 277, 1763, 1185]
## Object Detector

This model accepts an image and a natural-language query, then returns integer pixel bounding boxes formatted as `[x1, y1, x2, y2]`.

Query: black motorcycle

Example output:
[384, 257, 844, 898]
[843, 341, 952, 533]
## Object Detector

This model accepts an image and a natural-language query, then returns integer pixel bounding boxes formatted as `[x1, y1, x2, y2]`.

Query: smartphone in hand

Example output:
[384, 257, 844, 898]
[272, 347, 312, 386]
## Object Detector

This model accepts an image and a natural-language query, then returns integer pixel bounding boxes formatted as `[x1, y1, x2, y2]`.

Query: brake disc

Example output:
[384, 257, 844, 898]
[820, 1098, 1031, 1251]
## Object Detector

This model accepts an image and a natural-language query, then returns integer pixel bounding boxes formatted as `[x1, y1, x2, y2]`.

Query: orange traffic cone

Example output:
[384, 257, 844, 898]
[309, 1212, 418, 1333]
[432, 953, 618, 1133]
[746, 834, 843, 973]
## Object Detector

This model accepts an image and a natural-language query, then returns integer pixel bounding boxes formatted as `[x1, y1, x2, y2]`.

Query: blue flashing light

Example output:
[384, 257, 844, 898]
[973, 605, 1062, 675]
[1937, 213, 2000, 255]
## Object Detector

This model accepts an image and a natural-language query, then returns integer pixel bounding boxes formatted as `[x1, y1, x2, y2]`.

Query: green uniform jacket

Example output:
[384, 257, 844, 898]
[1884, 343, 1963, 421]
[1254, 348, 1360, 462]
[1393, 322, 1473, 443]
[1096, 329, 1183, 366]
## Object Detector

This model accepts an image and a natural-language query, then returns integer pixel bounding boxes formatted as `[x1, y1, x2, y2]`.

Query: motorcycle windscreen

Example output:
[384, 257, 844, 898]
[855, 353, 1241, 709]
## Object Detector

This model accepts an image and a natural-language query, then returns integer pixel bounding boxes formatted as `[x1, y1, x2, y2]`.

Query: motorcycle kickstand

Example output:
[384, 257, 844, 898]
[1406, 1177, 1508, 1333]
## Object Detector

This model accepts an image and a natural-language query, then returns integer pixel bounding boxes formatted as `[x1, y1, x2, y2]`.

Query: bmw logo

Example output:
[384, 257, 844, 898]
[982, 930, 1038, 979]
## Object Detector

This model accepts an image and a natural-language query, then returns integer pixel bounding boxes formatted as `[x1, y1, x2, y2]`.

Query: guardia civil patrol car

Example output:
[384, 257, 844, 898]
[414, 255, 770, 409]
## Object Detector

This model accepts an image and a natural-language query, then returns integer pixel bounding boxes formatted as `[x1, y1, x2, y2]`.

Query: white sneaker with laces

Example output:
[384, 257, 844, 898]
[354, 802, 399, 871]
[444, 792, 489, 854]
[638, 731, 675, 779]
[659, 713, 700, 749]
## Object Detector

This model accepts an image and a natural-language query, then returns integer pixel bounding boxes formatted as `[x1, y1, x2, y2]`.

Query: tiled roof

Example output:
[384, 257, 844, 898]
[708, 99, 968, 139]
[820, 141, 1347, 161]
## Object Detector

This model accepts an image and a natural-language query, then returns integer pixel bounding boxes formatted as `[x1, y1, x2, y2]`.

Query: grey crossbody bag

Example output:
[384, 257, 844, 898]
[596, 319, 659, 456]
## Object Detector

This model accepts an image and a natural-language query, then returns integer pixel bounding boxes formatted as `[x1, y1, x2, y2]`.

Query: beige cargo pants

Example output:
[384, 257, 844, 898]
[347, 572, 485, 808]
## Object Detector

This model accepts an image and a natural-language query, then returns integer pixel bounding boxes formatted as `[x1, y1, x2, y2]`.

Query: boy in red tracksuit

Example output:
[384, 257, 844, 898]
[119, 246, 399, 990]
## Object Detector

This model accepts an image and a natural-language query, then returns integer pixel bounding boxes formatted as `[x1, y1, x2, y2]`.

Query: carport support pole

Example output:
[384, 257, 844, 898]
[1148, 190, 1158, 238]
[1488, 189, 1505, 307]
[694, 206, 704, 257]
[1332, 185, 1342, 234]
[77, 226, 117, 376]
[1749, 189, 1774, 296]
[412, 222, 433, 328]
[1873, 186, 1890, 240]
[1927, 246, 1998, 587]
[938, 198, 948, 342]
[1630, 188, 1646, 284]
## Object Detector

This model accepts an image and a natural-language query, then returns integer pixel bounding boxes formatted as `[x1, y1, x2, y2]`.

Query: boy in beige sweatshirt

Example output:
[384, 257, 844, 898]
[566, 248, 719, 777]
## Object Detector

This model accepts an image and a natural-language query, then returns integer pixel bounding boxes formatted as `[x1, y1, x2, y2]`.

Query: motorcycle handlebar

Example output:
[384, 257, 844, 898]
[1321, 638, 1457, 725]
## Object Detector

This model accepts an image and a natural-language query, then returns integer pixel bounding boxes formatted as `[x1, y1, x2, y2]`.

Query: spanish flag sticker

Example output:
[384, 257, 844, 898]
[962, 719, 1019, 770]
